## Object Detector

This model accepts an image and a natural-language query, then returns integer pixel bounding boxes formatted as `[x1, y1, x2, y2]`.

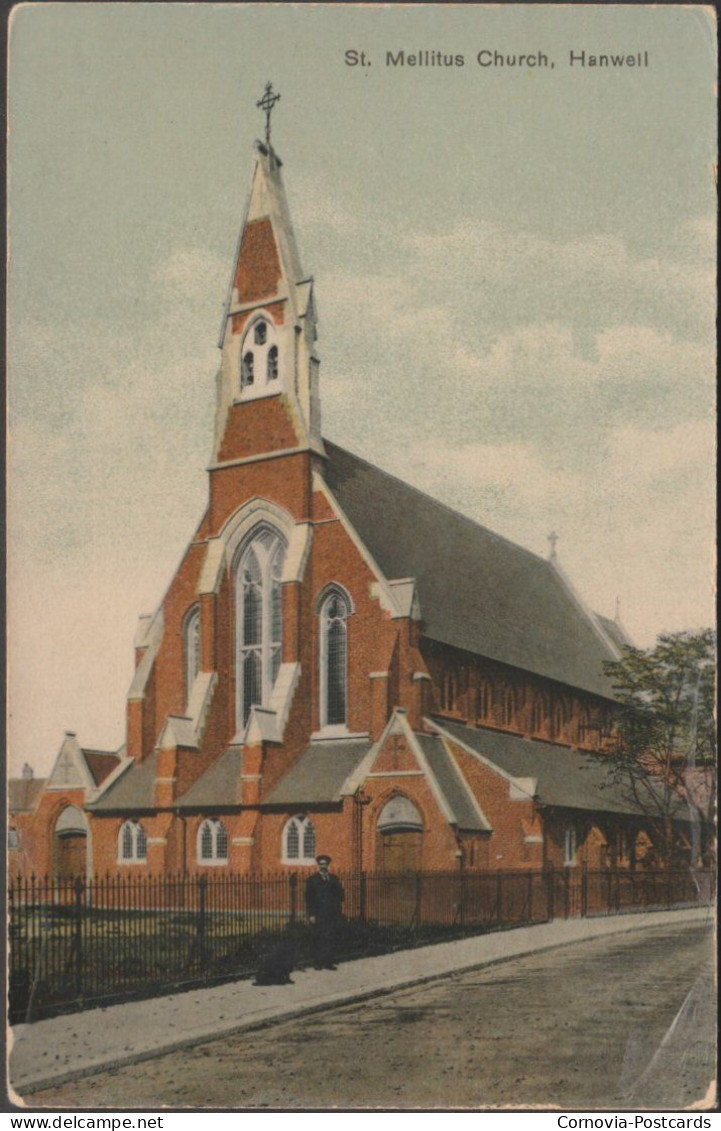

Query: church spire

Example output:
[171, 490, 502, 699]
[212, 99, 322, 464]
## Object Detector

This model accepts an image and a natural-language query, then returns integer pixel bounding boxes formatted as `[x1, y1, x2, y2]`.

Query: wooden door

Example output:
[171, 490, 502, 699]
[56, 833, 86, 879]
[378, 830, 422, 873]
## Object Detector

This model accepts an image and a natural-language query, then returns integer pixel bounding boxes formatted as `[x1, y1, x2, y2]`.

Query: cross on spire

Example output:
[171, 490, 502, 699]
[257, 81, 281, 147]
[547, 531, 559, 561]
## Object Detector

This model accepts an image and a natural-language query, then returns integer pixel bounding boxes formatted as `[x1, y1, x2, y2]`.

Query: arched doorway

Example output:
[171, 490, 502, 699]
[376, 796, 423, 873]
[54, 806, 89, 880]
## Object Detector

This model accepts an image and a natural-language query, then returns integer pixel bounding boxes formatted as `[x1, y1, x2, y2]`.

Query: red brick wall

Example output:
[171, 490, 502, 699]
[234, 219, 281, 302]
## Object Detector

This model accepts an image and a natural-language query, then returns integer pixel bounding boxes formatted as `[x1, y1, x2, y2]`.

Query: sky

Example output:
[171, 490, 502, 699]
[7, 4, 717, 775]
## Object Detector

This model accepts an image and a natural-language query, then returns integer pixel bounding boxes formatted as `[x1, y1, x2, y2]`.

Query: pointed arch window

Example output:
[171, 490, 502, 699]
[240, 317, 280, 397]
[564, 825, 578, 867]
[241, 352, 255, 389]
[184, 605, 201, 704]
[501, 686, 517, 727]
[236, 527, 286, 729]
[118, 820, 147, 863]
[197, 819, 228, 864]
[267, 345, 279, 381]
[319, 587, 351, 728]
[531, 694, 549, 735]
[551, 699, 568, 740]
[283, 815, 316, 864]
[476, 681, 492, 721]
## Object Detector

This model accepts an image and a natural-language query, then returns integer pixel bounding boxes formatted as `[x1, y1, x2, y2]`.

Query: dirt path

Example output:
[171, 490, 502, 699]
[31, 921, 715, 1110]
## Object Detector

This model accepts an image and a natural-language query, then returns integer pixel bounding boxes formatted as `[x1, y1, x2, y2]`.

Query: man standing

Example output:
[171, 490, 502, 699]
[305, 854, 344, 970]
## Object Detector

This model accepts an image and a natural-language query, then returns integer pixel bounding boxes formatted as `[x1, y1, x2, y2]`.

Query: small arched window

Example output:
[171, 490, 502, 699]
[118, 820, 147, 863]
[319, 587, 351, 728]
[564, 826, 577, 867]
[236, 527, 286, 729]
[552, 699, 567, 740]
[283, 815, 316, 864]
[267, 345, 279, 381]
[531, 694, 548, 735]
[501, 687, 517, 727]
[184, 605, 201, 704]
[240, 317, 279, 397]
[197, 819, 228, 864]
[241, 351, 255, 389]
[476, 681, 492, 721]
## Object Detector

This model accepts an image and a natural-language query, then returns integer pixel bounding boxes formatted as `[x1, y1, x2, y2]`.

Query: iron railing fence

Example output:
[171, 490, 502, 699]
[8, 867, 714, 1024]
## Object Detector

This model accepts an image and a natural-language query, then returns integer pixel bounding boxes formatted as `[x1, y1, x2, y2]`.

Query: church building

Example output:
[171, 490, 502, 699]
[11, 115, 661, 882]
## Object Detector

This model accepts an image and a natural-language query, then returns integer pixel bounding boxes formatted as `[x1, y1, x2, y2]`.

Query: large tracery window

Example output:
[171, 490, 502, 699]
[320, 587, 351, 728]
[236, 527, 286, 729]
[283, 815, 317, 864]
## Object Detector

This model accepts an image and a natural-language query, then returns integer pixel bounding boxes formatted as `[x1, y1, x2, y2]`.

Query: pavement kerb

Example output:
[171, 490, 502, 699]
[11, 906, 712, 1098]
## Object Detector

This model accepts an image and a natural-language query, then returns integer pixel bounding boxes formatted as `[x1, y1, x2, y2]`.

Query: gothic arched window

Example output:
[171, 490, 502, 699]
[531, 694, 549, 735]
[501, 687, 517, 727]
[319, 587, 351, 728]
[283, 815, 316, 863]
[552, 699, 568, 740]
[236, 527, 286, 729]
[184, 605, 201, 704]
[267, 345, 279, 381]
[197, 819, 229, 864]
[118, 820, 147, 863]
[241, 351, 255, 389]
[240, 317, 279, 397]
[476, 681, 492, 721]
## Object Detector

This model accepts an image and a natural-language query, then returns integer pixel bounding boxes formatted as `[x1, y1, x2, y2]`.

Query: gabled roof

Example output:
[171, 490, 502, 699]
[8, 777, 47, 814]
[263, 741, 370, 806]
[433, 718, 688, 820]
[87, 753, 157, 812]
[324, 442, 618, 700]
[81, 749, 122, 786]
[415, 734, 490, 831]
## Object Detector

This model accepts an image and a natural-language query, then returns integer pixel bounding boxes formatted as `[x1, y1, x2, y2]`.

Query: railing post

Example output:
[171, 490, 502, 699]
[495, 870, 503, 927]
[527, 870, 534, 922]
[74, 876, 84, 998]
[289, 872, 298, 925]
[414, 871, 423, 931]
[197, 874, 207, 955]
[581, 863, 588, 919]
[545, 864, 554, 922]
[563, 867, 570, 919]
[359, 871, 367, 923]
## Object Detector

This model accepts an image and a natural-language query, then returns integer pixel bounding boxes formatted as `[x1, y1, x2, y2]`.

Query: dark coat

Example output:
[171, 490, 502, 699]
[305, 872, 344, 921]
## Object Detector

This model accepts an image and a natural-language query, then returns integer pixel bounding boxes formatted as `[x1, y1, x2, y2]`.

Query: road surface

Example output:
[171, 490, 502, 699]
[31, 919, 715, 1109]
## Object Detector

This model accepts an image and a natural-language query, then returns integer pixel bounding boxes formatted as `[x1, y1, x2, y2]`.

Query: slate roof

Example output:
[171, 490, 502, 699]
[595, 613, 633, 654]
[87, 753, 157, 812]
[81, 749, 122, 786]
[434, 718, 689, 820]
[176, 746, 244, 809]
[415, 734, 489, 831]
[324, 442, 618, 700]
[263, 741, 371, 805]
[8, 778, 47, 814]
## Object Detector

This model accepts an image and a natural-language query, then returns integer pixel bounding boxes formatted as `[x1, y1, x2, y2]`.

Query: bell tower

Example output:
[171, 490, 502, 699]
[212, 85, 323, 467]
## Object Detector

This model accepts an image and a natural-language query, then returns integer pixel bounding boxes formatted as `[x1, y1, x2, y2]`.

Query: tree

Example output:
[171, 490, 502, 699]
[603, 629, 716, 867]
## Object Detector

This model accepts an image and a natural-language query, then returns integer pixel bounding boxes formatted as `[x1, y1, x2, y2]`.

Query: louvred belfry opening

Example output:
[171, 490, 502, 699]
[211, 131, 324, 472]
